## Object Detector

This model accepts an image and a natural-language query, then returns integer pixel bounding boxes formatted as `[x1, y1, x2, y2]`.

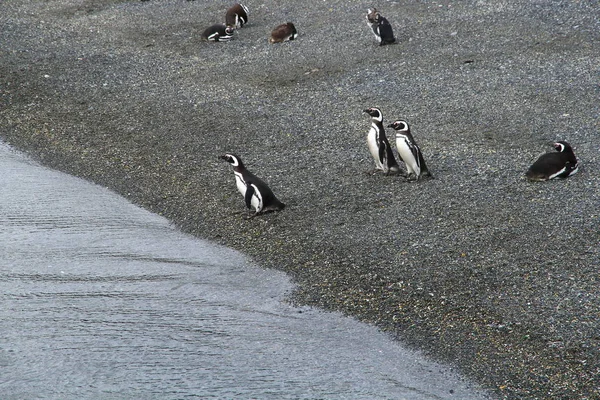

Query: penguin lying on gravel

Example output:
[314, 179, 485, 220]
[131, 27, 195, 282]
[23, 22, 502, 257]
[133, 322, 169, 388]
[387, 119, 433, 180]
[365, 8, 395, 45]
[269, 22, 298, 43]
[220, 153, 286, 218]
[364, 107, 400, 175]
[525, 141, 579, 181]
[201, 24, 235, 42]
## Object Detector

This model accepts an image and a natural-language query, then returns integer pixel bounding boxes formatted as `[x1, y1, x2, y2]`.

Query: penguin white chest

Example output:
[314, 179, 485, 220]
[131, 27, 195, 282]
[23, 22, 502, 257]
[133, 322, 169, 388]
[234, 173, 261, 212]
[367, 124, 383, 169]
[396, 135, 419, 175]
[372, 26, 382, 42]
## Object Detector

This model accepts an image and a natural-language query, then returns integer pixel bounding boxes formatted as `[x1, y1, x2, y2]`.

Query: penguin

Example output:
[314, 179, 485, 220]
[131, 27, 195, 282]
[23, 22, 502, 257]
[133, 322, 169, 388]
[226, 3, 249, 29]
[525, 141, 579, 181]
[365, 8, 395, 45]
[387, 120, 433, 180]
[220, 153, 286, 217]
[269, 22, 298, 43]
[201, 24, 235, 42]
[363, 107, 400, 175]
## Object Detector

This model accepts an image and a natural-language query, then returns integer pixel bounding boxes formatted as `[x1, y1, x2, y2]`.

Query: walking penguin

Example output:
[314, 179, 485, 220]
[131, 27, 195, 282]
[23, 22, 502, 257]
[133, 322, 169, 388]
[220, 153, 286, 218]
[388, 119, 433, 180]
[364, 107, 400, 175]
[365, 8, 395, 45]
[525, 141, 579, 181]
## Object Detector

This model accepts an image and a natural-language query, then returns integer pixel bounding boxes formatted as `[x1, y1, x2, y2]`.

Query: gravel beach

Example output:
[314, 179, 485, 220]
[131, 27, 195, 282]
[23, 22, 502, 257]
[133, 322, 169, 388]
[1, 0, 599, 398]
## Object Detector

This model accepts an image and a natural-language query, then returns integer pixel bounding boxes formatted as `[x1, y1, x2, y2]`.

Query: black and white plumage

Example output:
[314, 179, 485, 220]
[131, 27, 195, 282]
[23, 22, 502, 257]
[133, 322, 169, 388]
[226, 3, 249, 29]
[364, 107, 400, 175]
[365, 8, 395, 45]
[525, 141, 579, 181]
[244, 182, 262, 212]
[387, 120, 432, 180]
[220, 153, 285, 217]
[269, 22, 298, 43]
[201, 24, 235, 42]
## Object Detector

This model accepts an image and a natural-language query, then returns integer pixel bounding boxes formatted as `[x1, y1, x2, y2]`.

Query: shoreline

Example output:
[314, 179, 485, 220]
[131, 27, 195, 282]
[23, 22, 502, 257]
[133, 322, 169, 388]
[2, 0, 599, 398]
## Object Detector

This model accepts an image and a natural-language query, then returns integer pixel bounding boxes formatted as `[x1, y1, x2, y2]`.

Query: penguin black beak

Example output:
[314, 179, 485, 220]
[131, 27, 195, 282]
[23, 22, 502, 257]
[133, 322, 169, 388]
[363, 109, 370, 113]
[387, 123, 394, 128]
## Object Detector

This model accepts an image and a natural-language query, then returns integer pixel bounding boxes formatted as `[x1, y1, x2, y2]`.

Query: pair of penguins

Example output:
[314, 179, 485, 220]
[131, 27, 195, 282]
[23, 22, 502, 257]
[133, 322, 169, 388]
[365, 107, 432, 180]
[201, 3, 298, 43]
[201, 3, 249, 42]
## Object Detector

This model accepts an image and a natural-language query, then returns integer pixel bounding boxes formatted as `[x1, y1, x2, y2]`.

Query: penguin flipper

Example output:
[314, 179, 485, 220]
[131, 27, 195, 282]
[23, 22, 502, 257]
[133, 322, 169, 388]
[378, 141, 387, 169]
[244, 183, 255, 209]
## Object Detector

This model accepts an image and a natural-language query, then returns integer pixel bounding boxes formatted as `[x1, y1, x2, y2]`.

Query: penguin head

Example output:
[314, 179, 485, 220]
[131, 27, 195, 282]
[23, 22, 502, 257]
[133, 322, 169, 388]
[387, 120, 410, 131]
[366, 8, 380, 24]
[224, 26, 235, 36]
[364, 107, 383, 122]
[553, 141, 573, 153]
[220, 153, 244, 168]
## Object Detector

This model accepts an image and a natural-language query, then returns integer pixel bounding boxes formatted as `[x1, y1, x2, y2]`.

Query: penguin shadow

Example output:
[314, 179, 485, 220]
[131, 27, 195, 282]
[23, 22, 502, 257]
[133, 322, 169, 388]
[229, 208, 284, 221]
[364, 168, 434, 182]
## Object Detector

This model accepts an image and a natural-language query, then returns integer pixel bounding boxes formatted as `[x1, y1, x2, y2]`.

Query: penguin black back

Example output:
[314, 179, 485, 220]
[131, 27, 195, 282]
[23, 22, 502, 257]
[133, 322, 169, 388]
[525, 141, 579, 181]
[220, 153, 285, 217]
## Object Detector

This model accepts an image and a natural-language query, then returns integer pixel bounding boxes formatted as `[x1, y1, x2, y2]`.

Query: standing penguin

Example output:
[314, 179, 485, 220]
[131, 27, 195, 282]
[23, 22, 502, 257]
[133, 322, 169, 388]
[388, 120, 433, 180]
[226, 3, 249, 29]
[365, 8, 395, 45]
[269, 22, 298, 43]
[201, 24, 235, 42]
[220, 153, 286, 218]
[525, 141, 579, 181]
[364, 107, 400, 175]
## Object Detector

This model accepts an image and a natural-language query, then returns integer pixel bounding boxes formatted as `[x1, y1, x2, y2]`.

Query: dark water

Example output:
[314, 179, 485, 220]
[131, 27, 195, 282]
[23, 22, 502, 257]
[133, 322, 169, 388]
[0, 142, 490, 399]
